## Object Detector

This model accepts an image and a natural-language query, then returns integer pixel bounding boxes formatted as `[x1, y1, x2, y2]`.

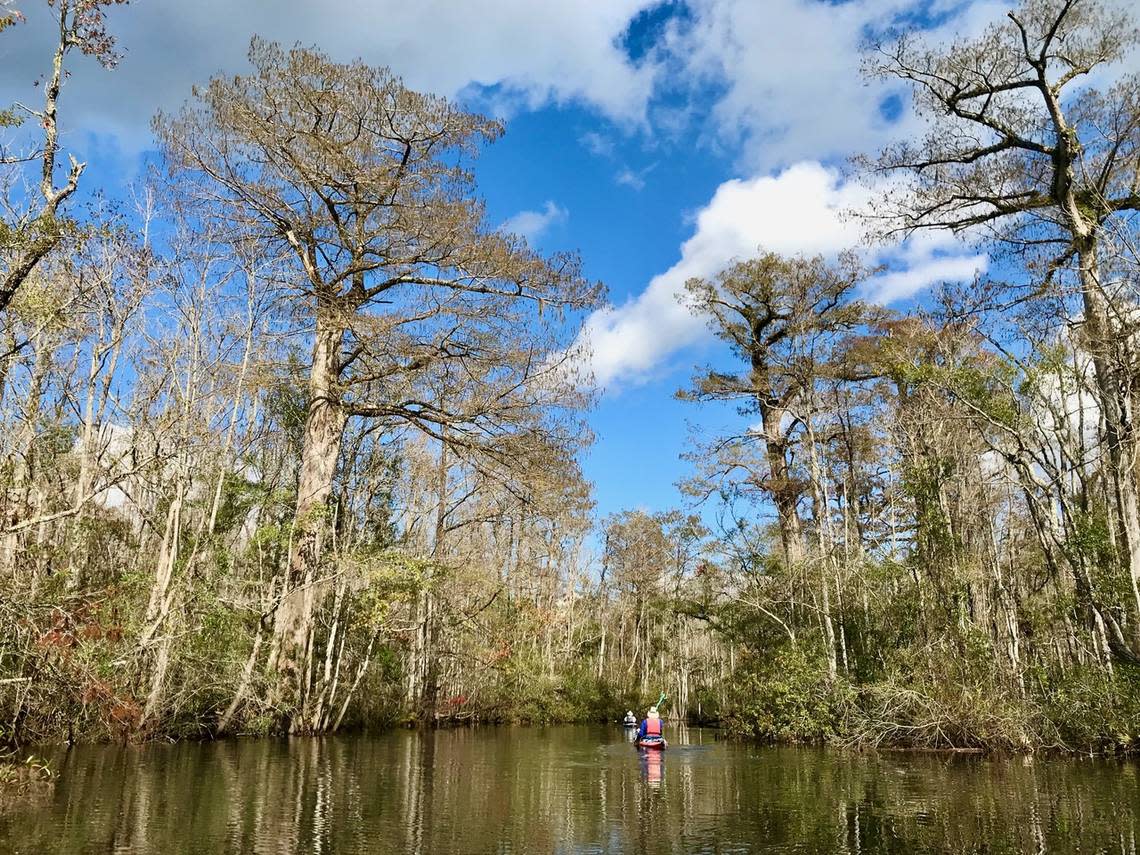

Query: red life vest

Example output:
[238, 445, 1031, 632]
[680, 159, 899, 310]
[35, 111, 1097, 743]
[645, 717, 662, 736]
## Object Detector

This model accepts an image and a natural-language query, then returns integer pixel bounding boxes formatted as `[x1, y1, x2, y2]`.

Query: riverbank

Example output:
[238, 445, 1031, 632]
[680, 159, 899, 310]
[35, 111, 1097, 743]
[714, 647, 1140, 757]
[7, 691, 1136, 760]
[5, 565, 1139, 756]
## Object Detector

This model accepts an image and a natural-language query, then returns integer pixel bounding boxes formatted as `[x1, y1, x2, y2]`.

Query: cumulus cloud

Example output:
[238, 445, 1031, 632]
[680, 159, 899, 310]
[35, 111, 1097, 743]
[576, 161, 984, 389]
[502, 201, 568, 243]
[669, 0, 1010, 170]
[1, 0, 1023, 163]
[0, 0, 662, 149]
[1, 0, 1017, 396]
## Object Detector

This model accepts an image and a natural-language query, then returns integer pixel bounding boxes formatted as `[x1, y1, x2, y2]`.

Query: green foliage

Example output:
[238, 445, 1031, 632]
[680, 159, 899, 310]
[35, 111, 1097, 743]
[948, 363, 1018, 428]
[355, 551, 439, 629]
[557, 665, 620, 720]
[902, 457, 959, 561]
[723, 647, 849, 743]
[690, 684, 723, 723]
[476, 660, 627, 725]
[1035, 664, 1140, 752]
[263, 369, 308, 450]
[210, 472, 268, 538]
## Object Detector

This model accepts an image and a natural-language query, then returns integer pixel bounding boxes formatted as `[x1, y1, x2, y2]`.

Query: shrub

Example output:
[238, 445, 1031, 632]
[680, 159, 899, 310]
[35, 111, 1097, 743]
[722, 647, 849, 743]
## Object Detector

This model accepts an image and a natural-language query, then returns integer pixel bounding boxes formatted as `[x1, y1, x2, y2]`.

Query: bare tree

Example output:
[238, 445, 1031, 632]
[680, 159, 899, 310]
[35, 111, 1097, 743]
[0, 0, 128, 313]
[154, 39, 601, 728]
[680, 251, 881, 569]
[863, 0, 1140, 653]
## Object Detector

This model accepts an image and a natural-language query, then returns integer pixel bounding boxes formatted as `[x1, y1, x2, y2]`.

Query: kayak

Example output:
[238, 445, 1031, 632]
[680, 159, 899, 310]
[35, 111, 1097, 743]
[636, 738, 667, 750]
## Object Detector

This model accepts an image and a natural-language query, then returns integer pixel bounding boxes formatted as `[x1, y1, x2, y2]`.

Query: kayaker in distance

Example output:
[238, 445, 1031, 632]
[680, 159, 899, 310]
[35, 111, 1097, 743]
[636, 706, 666, 749]
[622, 710, 637, 727]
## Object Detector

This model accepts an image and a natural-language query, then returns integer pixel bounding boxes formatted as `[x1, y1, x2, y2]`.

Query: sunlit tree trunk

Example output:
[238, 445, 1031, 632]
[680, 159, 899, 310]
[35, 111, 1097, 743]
[272, 308, 346, 727]
[1077, 243, 1140, 650]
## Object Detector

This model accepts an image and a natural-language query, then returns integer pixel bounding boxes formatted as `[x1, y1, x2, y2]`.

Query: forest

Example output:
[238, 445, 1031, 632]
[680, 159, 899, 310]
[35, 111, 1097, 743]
[2, 0, 1140, 755]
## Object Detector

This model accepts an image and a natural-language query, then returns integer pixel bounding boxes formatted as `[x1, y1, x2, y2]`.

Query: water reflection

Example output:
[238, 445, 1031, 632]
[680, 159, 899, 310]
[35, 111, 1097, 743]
[0, 725, 1136, 853]
[638, 747, 664, 790]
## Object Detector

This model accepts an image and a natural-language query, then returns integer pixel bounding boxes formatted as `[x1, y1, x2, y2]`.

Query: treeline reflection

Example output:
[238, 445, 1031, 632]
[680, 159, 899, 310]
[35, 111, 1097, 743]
[2, 726, 1136, 854]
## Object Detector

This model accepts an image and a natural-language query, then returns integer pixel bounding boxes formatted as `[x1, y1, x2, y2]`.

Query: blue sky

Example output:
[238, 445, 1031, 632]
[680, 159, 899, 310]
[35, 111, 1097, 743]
[471, 101, 736, 522]
[6, 0, 1131, 529]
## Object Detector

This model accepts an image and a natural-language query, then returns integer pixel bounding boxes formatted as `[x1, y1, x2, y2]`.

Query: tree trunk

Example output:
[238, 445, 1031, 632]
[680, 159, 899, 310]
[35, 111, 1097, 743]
[271, 310, 346, 729]
[805, 415, 839, 680]
[759, 400, 805, 566]
[1077, 242, 1140, 654]
[1, 332, 53, 579]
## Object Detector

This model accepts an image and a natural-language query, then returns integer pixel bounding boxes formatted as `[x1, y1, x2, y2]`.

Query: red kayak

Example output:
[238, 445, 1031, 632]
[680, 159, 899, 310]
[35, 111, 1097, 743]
[637, 738, 667, 750]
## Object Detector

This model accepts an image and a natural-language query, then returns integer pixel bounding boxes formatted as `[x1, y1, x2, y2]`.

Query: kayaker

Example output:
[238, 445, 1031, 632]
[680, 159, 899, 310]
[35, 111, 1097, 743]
[636, 706, 665, 747]
[622, 710, 637, 726]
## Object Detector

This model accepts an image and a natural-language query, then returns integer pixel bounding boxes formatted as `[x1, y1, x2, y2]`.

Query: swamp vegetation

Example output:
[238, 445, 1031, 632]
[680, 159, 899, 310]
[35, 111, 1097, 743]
[2, 0, 1140, 756]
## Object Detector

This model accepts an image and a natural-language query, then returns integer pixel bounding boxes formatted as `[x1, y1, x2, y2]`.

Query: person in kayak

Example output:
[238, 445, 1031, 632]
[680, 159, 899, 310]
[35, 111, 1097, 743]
[636, 706, 665, 747]
[622, 710, 637, 726]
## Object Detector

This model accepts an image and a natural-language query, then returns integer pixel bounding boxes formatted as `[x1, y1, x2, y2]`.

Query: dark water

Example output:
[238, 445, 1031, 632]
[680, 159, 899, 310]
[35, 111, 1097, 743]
[2, 724, 1137, 854]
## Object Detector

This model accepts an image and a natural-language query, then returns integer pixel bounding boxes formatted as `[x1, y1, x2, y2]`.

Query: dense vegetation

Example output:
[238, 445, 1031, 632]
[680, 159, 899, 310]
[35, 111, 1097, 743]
[2, 0, 1140, 753]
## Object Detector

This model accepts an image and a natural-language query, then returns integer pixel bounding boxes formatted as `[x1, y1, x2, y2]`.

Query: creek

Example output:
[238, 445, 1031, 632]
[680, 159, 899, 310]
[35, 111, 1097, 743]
[2, 724, 1137, 853]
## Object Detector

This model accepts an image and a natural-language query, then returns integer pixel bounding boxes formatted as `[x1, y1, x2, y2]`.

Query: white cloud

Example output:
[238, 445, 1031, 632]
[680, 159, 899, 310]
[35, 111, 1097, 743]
[615, 163, 657, 190]
[502, 201, 568, 243]
[616, 168, 646, 190]
[669, 0, 1010, 170]
[0, 0, 662, 149]
[2, 0, 1027, 164]
[863, 253, 987, 305]
[576, 161, 984, 389]
[8, 0, 1115, 173]
[580, 131, 616, 158]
